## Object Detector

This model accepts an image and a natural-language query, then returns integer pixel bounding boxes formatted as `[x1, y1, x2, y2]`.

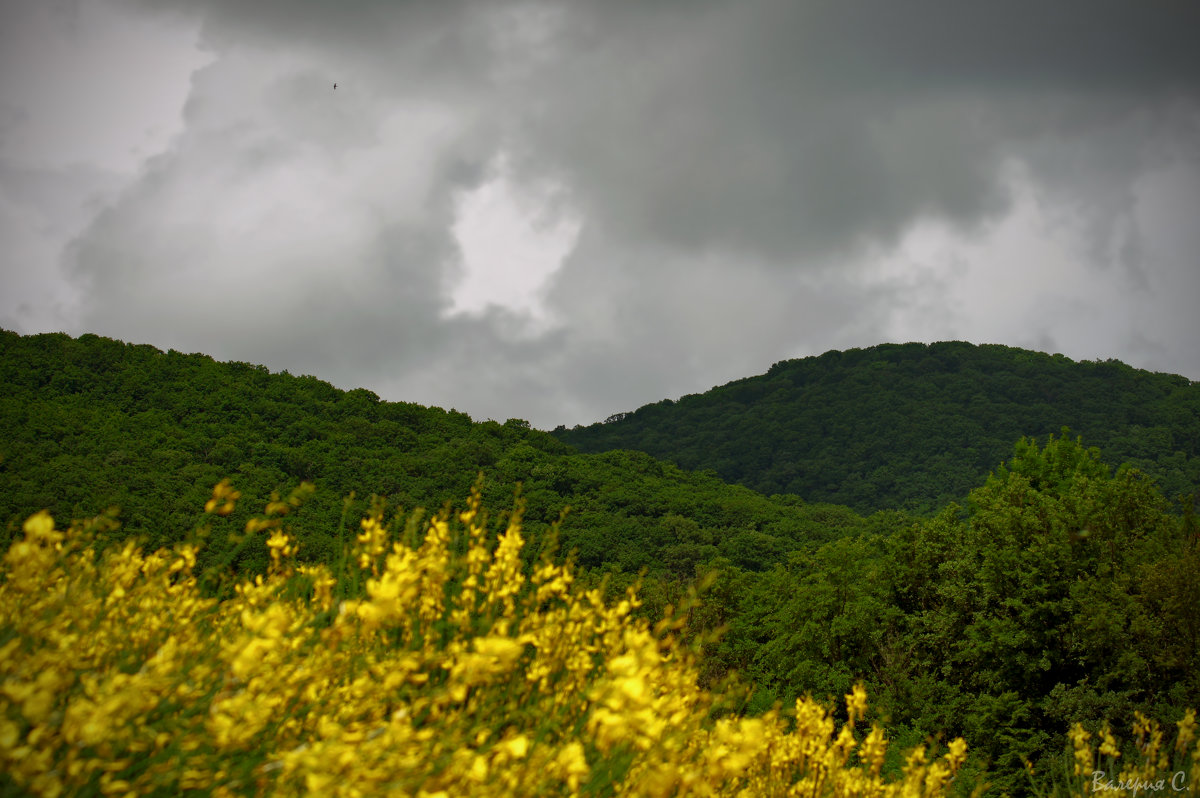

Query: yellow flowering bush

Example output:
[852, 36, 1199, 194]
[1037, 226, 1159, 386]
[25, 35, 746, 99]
[1058, 710, 1200, 797]
[3, 479, 976, 797]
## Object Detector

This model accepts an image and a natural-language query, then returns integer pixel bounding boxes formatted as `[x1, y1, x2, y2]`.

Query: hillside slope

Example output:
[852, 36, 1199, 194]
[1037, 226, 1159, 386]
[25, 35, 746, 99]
[553, 341, 1200, 513]
[3, 330, 1196, 791]
[0, 329, 874, 576]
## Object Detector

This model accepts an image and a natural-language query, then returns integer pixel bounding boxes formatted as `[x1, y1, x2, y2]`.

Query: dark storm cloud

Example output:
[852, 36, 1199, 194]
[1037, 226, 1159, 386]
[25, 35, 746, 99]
[64, 45, 482, 383]
[509, 0, 1200, 266]
[126, 0, 504, 96]
[105, 0, 1200, 270]
[785, 2, 1200, 91]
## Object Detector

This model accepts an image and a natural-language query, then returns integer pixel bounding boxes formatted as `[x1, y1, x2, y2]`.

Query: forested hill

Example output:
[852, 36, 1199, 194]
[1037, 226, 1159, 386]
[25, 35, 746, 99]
[553, 341, 1200, 513]
[0, 329, 876, 577]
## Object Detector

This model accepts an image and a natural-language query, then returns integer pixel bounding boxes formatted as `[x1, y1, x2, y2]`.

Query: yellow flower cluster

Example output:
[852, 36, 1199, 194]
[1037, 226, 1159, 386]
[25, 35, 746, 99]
[205, 478, 241, 516]
[1067, 710, 1200, 796]
[3, 482, 980, 796]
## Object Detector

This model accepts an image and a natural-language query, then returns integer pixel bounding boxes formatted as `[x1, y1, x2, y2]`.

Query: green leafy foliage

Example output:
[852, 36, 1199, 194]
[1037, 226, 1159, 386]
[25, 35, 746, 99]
[0, 330, 863, 579]
[718, 432, 1199, 795]
[554, 341, 1200, 514]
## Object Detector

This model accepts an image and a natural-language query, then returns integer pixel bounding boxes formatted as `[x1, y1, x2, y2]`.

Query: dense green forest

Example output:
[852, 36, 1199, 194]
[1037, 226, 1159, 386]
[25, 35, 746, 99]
[2, 329, 1197, 794]
[553, 341, 1200, 514]
[701, 435, 1199, 793]
[0, 329, 874, 580]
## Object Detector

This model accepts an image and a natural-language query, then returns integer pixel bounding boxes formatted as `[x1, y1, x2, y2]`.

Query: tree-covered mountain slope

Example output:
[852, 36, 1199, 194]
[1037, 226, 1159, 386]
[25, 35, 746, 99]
[0, 329, 876, 576]
[553, 341, 1200, 513]
[700, 432, 1200, 795]
[3, 330, 1197, 792]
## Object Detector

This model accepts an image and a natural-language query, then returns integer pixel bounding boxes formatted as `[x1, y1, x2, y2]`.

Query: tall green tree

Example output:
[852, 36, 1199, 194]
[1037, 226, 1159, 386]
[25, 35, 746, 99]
[888, 432, 1195, 792]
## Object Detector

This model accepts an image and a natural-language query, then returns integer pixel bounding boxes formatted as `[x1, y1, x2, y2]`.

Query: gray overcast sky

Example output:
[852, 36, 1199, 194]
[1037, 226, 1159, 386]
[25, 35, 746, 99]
[2, 0, 1198, 429]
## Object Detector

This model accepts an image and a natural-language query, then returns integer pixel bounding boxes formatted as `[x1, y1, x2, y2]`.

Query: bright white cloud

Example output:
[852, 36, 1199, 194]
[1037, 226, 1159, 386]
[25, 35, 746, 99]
[867, 158, 1200, 380]
[448, 154, 580, 325]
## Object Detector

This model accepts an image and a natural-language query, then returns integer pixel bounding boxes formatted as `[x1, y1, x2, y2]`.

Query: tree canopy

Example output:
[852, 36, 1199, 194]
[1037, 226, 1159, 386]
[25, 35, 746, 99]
[0, 329, 869, 578]
[554, 341, 1200, 514]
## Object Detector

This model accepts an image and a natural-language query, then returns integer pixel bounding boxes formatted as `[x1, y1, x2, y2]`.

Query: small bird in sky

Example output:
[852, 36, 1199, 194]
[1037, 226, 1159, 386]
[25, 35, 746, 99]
[333, 83, 338, 90]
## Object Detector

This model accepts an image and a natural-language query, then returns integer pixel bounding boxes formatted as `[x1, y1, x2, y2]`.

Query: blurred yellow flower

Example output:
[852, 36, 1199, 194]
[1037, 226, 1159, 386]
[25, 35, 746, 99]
[5, 485, 1176, 797]
[846, 681, 868, 725]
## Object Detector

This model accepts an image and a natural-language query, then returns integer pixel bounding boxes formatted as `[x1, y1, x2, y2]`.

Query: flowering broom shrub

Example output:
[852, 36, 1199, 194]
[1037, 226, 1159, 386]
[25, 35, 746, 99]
[1054, 712, 1200, 797]
[10, 477, 1177, 797]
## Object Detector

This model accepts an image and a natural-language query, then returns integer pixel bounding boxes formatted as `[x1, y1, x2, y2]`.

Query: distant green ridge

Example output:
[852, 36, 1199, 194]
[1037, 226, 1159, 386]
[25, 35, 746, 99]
[553, 341, 1200, 513]
[0, 328, 874, 577]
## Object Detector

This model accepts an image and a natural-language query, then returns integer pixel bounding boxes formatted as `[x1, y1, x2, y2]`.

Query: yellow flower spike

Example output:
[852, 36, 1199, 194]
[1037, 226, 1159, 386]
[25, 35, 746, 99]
[498, 734, 529, 759]
[3, 539, 35, 570]
[834, 724, 857, 759]
[458, 487, 482, 526]
[0, 719, 20, 749]
[245, 517, 276, 535]
[555, 742, 589, 791]
[1177, 709, 1197, 755]
[22, 510, 60, 545]
[1100, 723, 1122, 759]
[265, 495, 290, 516]
[1069, 722, 1093, 776]
[205, 479, 240, 515]
[472, 635, 523, 662]
[904, 744, 927, 771]
[845, 682, 868, 726]
[944, 737, 968, 770]
[354, 514, 390, 575]
[169, 543, 198, 574]
[1134, 711, 1152, 744]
